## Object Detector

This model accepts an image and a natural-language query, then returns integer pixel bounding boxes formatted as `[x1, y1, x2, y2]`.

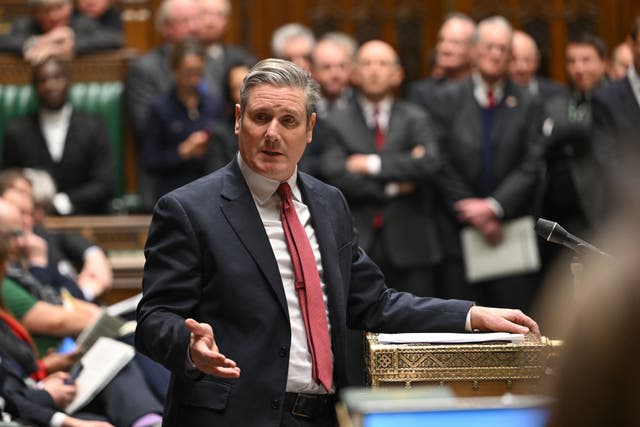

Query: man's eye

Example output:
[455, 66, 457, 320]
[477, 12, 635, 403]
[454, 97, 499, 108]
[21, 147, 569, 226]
[282, 116, 296, 126]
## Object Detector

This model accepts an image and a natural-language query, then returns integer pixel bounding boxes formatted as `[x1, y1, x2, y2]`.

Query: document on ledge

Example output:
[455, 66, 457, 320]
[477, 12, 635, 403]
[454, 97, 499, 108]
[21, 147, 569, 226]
[377, 332, 525, 344]
[461, 215, 540, 283]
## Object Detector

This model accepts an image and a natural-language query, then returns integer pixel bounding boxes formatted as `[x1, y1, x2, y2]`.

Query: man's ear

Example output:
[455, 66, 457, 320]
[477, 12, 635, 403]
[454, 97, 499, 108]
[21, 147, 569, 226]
[234, 104, 241, 135]
[307, 112, 316, 144]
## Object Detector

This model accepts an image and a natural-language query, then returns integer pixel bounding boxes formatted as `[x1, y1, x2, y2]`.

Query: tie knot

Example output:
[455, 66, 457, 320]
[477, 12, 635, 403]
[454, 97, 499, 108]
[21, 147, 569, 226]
[276, 183, 292, 202]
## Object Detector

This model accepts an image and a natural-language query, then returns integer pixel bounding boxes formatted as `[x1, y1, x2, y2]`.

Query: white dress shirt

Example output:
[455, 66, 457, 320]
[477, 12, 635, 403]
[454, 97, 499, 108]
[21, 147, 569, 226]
[39, 104, 72, 163]
[238, 154, 333, 394]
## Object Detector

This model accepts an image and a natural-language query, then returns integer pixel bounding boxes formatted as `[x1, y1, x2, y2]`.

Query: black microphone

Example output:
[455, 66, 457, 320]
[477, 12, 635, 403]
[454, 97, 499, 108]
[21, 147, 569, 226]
[535, 218, 610, 257]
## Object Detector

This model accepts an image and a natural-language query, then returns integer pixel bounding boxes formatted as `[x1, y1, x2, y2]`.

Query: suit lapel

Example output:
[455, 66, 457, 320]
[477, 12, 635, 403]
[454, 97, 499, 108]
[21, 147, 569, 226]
[219, 161, 289, 318]
[297, 175, 345, 324]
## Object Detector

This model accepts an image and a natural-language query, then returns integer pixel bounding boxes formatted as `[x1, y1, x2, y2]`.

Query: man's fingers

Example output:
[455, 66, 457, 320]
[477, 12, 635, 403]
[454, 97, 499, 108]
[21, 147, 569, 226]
[185, 318, 213, 338]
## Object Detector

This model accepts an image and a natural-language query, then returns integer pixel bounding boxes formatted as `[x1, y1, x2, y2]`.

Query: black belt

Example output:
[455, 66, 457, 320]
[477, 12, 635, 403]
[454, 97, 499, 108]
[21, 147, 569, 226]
[283, 392, 335, 418]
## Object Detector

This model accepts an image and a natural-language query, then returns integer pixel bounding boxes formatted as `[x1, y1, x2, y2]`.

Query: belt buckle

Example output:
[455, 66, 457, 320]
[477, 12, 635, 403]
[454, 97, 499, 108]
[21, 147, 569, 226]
[291, 393, 314, 418]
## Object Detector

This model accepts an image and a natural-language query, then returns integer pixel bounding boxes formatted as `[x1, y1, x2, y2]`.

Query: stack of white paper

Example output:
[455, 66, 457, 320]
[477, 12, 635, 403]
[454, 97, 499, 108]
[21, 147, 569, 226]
[377, 332, 525, 344]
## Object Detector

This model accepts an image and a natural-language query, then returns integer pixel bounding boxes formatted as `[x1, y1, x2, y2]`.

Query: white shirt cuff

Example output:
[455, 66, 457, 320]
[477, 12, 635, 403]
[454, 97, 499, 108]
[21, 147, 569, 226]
[50, 412, 67, 427]
[366, 155, 382, 175]
[82, 246, 103, 260]
[465, 309, 472, 332]
[53, 192, 73, 215]
[384, 182, 400, 197]
[485, 197, 504, 218]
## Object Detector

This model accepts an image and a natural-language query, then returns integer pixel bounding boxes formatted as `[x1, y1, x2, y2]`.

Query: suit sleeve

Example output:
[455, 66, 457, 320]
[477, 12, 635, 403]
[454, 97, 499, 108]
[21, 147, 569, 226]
[72, 16, 123, 53]
[325, 187, 473, 332]
[135, 195, 203, 377]
[65, 117, 115, 213]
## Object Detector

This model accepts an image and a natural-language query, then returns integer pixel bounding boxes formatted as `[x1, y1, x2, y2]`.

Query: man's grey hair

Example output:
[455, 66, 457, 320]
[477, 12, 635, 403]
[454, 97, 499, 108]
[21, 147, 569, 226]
[239, 58, 320, 124]
[317, 31, 359, 59]
[155, 0, 196, 32]
[271, 23, 316, 58]
[471, 15, 514, 45]
[29, 0, 71, 7]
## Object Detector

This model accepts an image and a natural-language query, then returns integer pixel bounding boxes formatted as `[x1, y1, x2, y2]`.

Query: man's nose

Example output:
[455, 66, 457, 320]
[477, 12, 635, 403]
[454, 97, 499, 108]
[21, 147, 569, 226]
[265, 120, 280, 141]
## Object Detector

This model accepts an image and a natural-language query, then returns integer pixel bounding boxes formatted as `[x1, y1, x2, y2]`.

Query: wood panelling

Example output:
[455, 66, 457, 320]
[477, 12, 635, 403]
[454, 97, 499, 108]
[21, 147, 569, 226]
[2, 1, 639, 83]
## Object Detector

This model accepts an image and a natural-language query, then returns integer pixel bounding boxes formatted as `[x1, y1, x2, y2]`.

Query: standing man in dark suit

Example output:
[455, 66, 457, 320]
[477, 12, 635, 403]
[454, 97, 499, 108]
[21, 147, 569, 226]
[196, 0, 256, 103]
[407, 13, 476, 119]
[592, 16, 640, 163]
[125, 0, 200, 211]
[509, 30, 566, 101]
[322, 40, 441, 298]
[2, 57, 114, 215]
[135, 58, 539, 427]
[433, 16, 544, 312]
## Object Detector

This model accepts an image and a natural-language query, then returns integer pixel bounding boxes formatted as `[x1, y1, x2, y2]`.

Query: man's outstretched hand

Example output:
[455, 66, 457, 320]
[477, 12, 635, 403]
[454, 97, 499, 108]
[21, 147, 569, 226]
[469, 306, 541, 338]
[185, 318, 241, 378]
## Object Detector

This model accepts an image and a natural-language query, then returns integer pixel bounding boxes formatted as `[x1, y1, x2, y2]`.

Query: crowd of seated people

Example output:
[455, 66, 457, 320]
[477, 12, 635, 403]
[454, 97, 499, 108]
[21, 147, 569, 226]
[0, 1, 639, 417]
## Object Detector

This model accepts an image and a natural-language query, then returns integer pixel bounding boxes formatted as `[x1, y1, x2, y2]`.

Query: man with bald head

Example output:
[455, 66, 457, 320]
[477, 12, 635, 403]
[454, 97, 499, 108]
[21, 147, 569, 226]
[509, 30, 565, 100]
[431, 16, 544, 312]
[322, 39, 442, 303]
[408, 13, 476, 118]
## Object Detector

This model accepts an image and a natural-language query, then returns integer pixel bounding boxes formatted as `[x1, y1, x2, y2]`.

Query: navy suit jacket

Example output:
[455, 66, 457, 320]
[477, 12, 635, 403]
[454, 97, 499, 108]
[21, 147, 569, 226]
[592, 75, 640, 152]
[135, 157, 472, 427]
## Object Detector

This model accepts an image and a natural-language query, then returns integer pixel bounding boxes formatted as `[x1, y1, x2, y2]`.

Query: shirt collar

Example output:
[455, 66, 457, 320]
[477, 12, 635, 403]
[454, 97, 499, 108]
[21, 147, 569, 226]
[358, 94, 393, 129]
[39, 103, 73, 121]
[472, 70, 506, 107]
[237, 153, 301, 206]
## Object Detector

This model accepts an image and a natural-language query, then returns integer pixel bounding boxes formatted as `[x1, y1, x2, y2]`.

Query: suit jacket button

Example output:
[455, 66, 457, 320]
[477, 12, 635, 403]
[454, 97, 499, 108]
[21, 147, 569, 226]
[271, 399, 280, 409]
[279, 347, 288, 357]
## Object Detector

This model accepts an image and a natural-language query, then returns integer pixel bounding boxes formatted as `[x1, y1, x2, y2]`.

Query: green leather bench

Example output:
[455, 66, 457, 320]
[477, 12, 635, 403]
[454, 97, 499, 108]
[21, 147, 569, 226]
[0, 81, 125, 197]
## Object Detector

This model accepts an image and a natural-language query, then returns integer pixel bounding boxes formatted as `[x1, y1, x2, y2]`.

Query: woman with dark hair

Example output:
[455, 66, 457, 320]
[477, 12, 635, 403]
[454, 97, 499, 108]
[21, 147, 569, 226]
[140, 37, 231, 203]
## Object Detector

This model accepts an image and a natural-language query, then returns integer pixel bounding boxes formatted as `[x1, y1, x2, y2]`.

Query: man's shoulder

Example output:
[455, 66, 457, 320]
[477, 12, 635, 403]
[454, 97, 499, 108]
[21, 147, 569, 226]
[593, 77, 632, 104]
[5, 114, 37, 131]
[129, 47, 169, 73]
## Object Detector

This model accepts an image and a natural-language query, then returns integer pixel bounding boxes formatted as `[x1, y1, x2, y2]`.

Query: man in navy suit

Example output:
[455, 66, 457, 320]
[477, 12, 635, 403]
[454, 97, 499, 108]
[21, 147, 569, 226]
[135, 58, 539, 427]
[593, 16, 640, 165]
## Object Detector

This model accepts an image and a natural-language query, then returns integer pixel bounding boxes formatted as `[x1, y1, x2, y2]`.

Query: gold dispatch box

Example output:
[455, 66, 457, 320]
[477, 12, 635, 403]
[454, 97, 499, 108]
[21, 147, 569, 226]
[365, 332, 559, 397]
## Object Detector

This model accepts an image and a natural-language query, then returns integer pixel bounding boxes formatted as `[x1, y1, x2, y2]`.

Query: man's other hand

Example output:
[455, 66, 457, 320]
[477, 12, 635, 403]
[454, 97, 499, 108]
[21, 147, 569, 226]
[470, 306, 540, 338]
[185, 318, 241, 378]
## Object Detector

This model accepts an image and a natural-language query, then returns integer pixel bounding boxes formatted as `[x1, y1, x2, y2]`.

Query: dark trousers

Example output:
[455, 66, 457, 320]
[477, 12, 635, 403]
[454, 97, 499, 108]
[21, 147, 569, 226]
[280, 410, 337, 427]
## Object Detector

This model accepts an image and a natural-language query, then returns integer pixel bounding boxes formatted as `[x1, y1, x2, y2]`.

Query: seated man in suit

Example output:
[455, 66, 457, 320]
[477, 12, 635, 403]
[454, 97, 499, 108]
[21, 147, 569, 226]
[75, 0, 122, 31]
[0, 169, 113, 301]
[2, 57, 115, 215]
[0, 0, 122, 64]
[135, 58, 539, 427]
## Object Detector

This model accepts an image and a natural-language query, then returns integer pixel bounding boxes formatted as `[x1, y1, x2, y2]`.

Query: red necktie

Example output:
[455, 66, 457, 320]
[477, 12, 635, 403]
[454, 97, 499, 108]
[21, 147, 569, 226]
[277, 183, 333, 393]
[373, 108, 386, 151]
[487, 89, 495, 109]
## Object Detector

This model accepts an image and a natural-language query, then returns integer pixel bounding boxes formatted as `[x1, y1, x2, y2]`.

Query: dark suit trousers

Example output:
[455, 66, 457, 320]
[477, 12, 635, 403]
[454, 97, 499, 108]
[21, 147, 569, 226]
[281, 410, 337, 427]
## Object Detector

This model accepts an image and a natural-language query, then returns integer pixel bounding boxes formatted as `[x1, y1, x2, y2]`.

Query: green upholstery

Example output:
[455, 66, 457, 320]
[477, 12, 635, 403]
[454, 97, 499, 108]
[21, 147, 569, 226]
[0, 82, 125, 197]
